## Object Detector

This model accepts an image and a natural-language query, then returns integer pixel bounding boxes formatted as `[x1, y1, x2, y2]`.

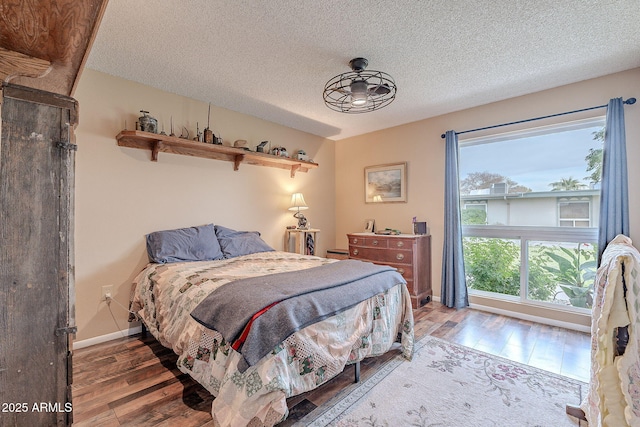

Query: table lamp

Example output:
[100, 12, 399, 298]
[288, 193, 309, 229]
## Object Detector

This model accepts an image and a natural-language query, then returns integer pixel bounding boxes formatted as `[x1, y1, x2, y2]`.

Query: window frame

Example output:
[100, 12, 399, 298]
[463, 225, 597, 313]
[458, 116, 604, 313]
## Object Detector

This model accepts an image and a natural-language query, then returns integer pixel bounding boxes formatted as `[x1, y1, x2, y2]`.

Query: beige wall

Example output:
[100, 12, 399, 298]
[74, 67, 639, 340]
[74, 69, 336, 341]
[335, 68, 640, 328]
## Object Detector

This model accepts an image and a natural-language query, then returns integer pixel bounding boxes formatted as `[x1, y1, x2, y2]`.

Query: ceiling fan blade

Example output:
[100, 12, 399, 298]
[327, 87, 351, 95]
[368, 83, 391, 96]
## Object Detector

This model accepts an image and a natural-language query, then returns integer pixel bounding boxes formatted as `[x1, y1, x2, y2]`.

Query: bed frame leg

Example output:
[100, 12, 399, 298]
[354, 361, 360, 383]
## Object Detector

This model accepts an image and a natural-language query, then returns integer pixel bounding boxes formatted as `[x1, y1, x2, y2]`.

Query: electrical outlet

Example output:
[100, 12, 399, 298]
[101, 285, 113, 301]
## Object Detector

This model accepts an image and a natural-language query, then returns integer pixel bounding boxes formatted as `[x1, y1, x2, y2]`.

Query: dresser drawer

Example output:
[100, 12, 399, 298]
[388, 238, 411, 249]
[349, 235, 414, 249]
[391, 264, 413, 281]
[383, 263, 414, 287]
[348, 235, 388, 248]
[349, 246, 412, 265]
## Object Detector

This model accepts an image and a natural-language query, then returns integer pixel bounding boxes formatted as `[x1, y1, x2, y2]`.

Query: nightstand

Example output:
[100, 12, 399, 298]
[286, 228, 320, 255]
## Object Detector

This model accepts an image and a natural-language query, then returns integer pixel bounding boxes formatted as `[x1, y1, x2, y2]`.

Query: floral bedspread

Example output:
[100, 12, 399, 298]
[130, 251, 414, 427]
[581, 235, 640, 427]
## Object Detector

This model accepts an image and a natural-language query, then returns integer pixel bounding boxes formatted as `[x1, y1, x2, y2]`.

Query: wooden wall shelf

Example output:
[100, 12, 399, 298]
[116, 130, 319, 177]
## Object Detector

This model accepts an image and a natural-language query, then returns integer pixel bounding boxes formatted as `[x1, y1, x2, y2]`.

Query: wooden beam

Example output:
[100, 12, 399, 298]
[1, 0, 109, 96]
[0, 47, 51, 83]
[71, 0, 110, 96]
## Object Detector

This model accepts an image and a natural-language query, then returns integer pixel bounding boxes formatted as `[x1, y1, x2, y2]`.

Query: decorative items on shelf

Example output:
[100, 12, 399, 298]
[128, 109, 309, 160]
[256, 141, 269, 152]
[295, 150, 308, 161]
[271, 146, 289, 157]
[203, 104, 222, 145]
[116, 130, 318, 177]
[193, 122, 202, 141]
[234, 140, 251, 151]
[137, 110, 158, 133]
[203, 103, 214, 144]
[180, 126, 190, 140]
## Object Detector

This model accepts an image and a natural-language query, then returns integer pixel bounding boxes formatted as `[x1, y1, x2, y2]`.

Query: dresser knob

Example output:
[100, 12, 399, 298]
[396, 253, 404, 261]
[353, 238, 358, 244]
[397, 241, 404, 247]
[373, 240, 378, 245]
[397, 268, 405, 275]
[353, 249, 359, 256]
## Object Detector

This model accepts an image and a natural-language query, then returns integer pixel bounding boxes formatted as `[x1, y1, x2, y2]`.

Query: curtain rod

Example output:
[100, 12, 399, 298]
[440, 97, 636, 139]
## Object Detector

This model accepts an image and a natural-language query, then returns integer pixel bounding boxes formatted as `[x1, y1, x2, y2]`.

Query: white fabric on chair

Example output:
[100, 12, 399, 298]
[581, 234, 640, 427]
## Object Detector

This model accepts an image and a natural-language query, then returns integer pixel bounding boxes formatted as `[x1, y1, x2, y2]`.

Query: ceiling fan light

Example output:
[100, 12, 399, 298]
[350, 80, 368, 106]
[351, 97, 367, 106]
[323, 57, 396, 114]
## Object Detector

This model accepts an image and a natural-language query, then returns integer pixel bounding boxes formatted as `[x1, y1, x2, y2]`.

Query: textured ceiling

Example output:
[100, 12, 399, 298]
[86, 0, 640, 140]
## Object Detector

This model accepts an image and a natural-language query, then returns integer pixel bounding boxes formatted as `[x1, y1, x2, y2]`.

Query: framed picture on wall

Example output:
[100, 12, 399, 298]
[364, 162, 407, 203]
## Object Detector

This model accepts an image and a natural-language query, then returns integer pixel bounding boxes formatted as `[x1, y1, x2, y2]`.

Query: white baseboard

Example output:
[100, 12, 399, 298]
[73, 325, 142, 350]
[430, 296, 590, 333]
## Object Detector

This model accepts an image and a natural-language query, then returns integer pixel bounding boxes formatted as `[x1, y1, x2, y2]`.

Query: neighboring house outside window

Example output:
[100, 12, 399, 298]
[461, 190, 599, 228]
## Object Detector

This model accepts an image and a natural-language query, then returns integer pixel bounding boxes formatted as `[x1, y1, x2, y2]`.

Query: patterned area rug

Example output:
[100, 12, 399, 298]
[297, 335, 587, 427]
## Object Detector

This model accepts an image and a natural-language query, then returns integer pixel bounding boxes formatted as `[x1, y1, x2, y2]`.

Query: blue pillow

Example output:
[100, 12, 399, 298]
[214, 225, 275, 258]
[146, 224, 223, 264]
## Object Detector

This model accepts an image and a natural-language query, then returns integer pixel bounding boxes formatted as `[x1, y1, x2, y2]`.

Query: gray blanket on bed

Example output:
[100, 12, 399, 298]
[190, 259, 405, 372]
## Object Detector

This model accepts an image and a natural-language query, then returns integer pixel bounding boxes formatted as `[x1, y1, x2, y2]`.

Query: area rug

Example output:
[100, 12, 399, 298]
[297, 335, 587, 427]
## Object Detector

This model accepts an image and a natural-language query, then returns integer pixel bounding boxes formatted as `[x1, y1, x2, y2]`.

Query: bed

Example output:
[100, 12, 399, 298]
[129, 224, 415, 427]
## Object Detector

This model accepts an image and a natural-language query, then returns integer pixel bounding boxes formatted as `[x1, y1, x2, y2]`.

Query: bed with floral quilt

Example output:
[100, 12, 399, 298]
[129, 224, 414, 427]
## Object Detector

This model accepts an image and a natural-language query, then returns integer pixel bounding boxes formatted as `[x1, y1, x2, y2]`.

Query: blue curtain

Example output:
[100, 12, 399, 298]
[598, 98, 630, 264]
[441, 130, 469, 308]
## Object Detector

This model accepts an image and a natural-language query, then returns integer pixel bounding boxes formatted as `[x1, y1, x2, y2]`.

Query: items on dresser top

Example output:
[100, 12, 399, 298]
[348, 232, 432, 308]
[375, 228, 401, 235]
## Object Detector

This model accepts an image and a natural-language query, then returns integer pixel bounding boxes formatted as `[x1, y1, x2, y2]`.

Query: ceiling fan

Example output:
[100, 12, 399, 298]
[323, 58, 397, 113]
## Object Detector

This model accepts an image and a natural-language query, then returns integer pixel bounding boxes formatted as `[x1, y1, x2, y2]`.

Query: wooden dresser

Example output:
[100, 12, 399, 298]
[347, 233, 432, 308]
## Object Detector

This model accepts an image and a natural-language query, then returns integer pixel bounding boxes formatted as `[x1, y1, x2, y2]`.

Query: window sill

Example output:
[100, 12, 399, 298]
[468, 293, 591, 332]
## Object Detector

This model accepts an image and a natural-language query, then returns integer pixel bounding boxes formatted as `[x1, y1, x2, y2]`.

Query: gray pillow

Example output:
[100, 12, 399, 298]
[146, 224, 223, 264]
[214, 225, 275, 258]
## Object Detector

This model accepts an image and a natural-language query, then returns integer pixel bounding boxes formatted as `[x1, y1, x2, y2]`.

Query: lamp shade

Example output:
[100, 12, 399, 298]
[288, 193, 309, 211]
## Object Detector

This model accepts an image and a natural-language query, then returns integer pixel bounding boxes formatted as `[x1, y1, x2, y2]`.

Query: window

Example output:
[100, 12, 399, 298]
[558, 199, 591, 227]
[463, 202, 488, 225]
[459, 117, 604, 312]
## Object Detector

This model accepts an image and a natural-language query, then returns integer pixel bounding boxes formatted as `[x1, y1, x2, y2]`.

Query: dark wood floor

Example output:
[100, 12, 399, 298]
[71, 304, 590, 426]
